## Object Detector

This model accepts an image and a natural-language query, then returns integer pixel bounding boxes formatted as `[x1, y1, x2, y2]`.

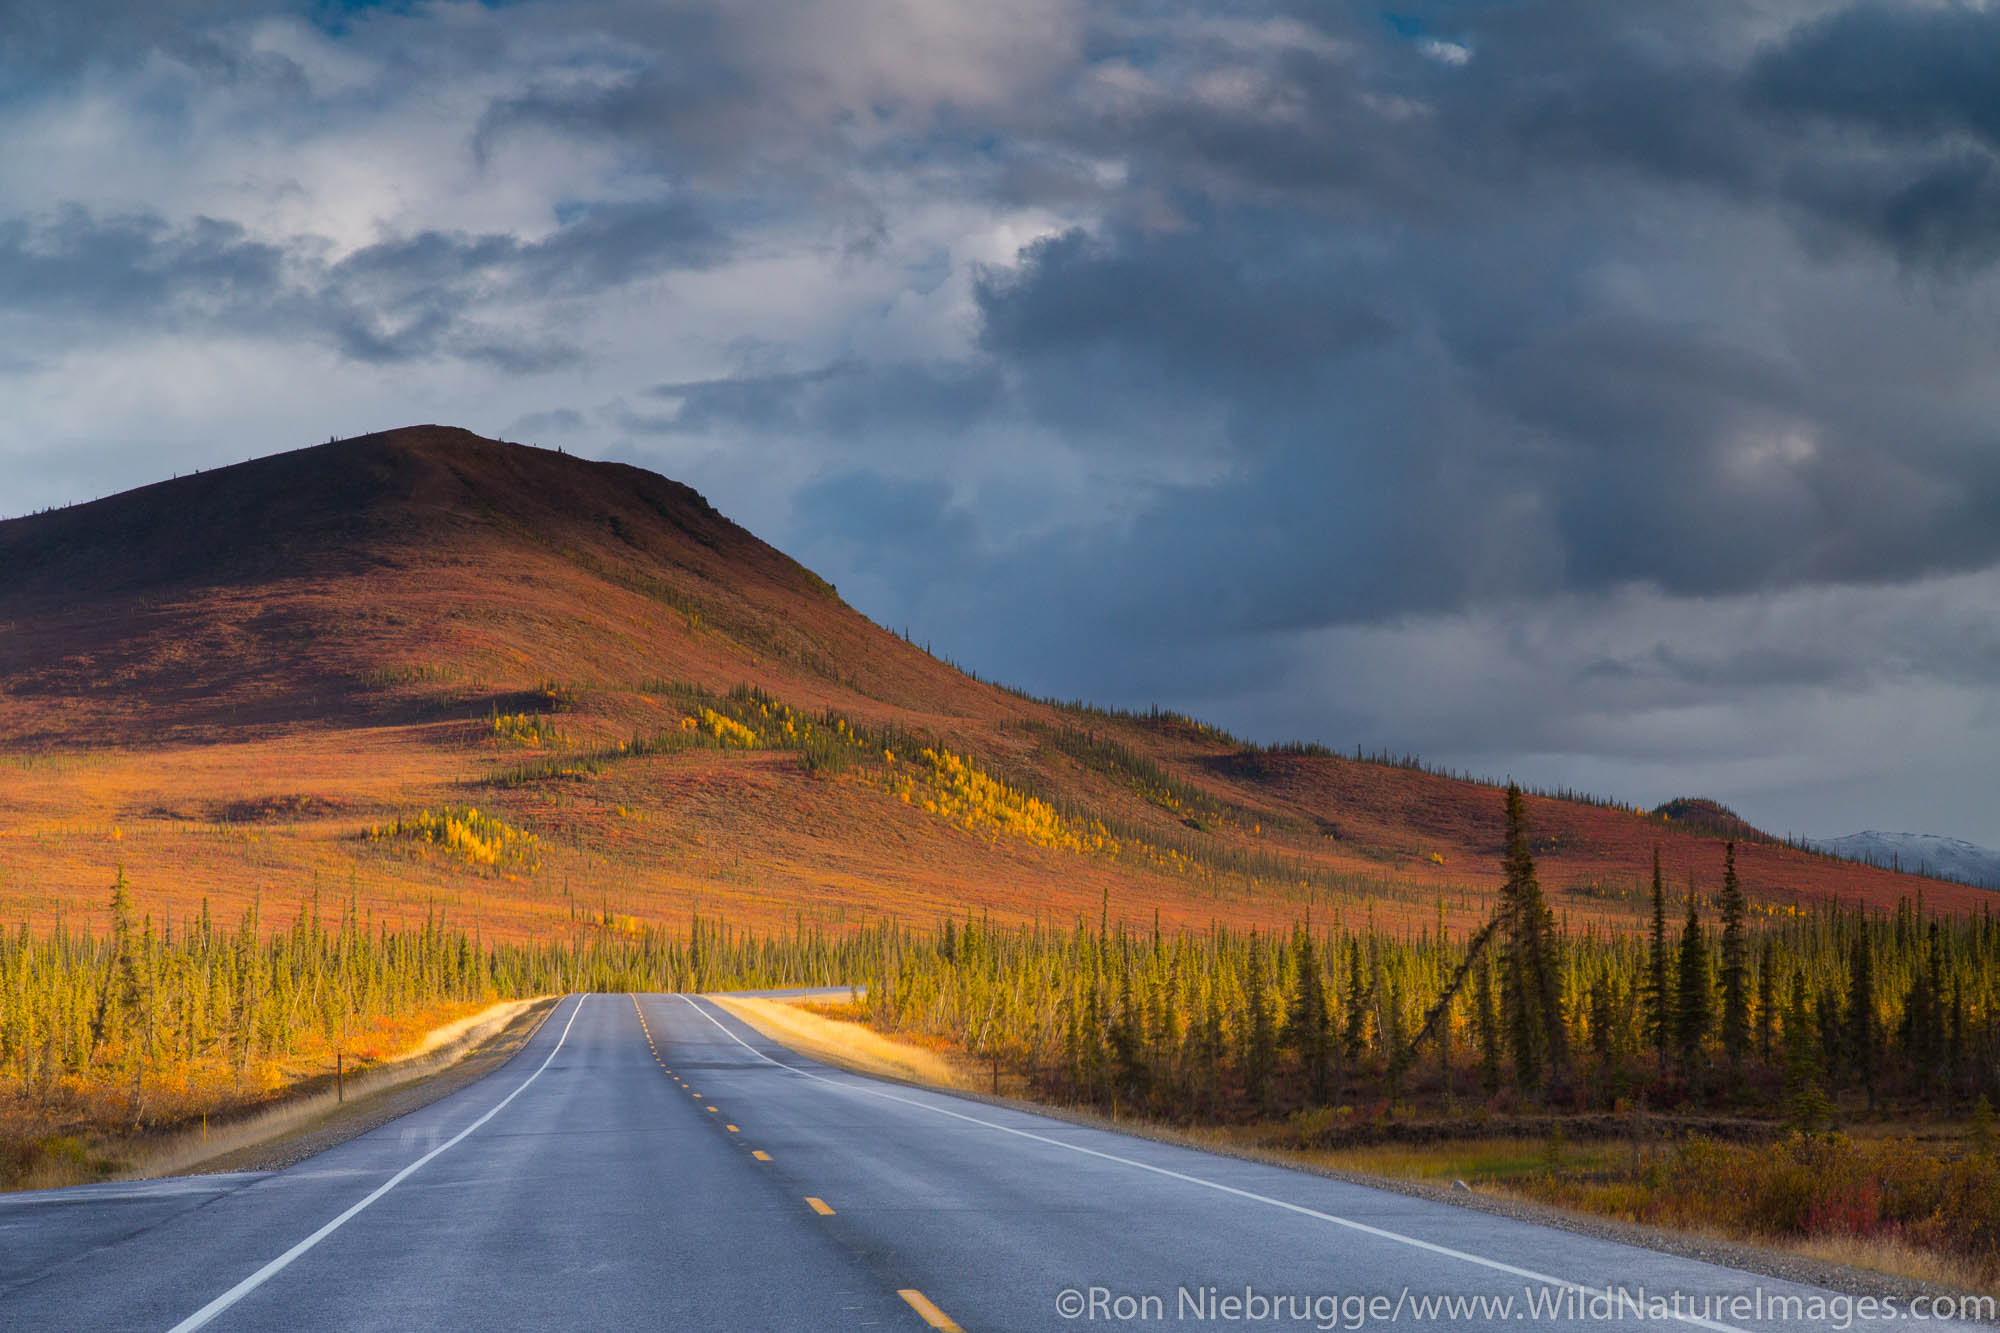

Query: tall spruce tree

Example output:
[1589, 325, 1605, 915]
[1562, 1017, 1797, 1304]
[1782, 969, 1833, 1131]
[1847, 930, 1877, 1111]
[1674, 895, 1710, 1082]
[1717, 843, 1749, 1085]
[1284, 927, 1331, 1101]
[1242, 937, 1275, 1110]
[1756, 937, 1778, 1068]
[1341, 943, 1368, 1062]
[1645, 847, 1671, 1069]
[1474, 956, 1503, 1093]
[1498, 784, 1565, 1094]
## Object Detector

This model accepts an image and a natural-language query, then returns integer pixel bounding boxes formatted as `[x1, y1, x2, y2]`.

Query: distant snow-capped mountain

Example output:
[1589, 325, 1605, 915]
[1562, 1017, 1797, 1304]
[1805, 831, 2000, 890]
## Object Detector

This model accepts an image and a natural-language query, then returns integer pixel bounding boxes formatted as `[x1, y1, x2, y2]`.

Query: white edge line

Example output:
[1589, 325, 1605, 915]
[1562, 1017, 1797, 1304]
[680, 995, 1761, 1333]
[164, 994, 590, 1333]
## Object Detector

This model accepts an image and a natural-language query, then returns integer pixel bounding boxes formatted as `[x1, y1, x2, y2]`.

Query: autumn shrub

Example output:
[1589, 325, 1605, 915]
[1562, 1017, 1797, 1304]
[489, 711, 567, 748]
[897, 746, 1117, 855]
[368, 806, 539, 870]
[1521, 1133, 2000, 1279]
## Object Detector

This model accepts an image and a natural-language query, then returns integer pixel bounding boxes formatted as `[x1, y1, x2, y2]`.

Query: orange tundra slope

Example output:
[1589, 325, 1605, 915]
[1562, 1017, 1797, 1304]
[0, 426, 1983, 941]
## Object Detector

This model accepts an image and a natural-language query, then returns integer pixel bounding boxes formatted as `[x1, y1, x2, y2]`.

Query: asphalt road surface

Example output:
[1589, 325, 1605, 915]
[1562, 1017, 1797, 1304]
[2, 993, 1989, 1331]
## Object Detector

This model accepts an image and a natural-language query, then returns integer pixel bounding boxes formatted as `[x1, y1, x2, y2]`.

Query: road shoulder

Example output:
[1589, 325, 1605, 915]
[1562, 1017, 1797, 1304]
[711, 990, 1998, 1319]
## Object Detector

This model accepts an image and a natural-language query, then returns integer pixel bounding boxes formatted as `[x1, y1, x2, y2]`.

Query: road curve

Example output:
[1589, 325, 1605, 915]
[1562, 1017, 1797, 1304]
[0, 993, 1986, 1332]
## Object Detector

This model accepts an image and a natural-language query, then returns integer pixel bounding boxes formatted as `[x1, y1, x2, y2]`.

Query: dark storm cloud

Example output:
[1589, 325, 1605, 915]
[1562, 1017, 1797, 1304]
[728, 0, 2000, 673]
[1749, 4, 2000, 146]
[1443, 2, 2000, 270]
[976, 226, 1393, 405]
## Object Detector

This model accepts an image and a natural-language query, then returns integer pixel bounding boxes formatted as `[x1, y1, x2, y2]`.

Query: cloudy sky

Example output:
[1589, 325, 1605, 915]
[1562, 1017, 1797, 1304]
[5, 0, 1999, 846]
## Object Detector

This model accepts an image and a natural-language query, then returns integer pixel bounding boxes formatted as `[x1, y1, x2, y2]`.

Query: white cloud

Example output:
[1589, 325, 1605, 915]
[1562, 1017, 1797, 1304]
[1417, 38, 1471, 66]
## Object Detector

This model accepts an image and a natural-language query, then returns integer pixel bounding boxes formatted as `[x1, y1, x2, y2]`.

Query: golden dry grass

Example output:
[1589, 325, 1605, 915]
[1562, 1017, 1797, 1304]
[0, 996, 549, 1191]
[131, 996, 549, 1181]
[1785, 1234, 1993, 1296]
[710, 994, 976, 1091]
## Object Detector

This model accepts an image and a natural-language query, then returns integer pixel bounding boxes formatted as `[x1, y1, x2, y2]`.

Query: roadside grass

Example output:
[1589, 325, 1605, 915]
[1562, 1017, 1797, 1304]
[1209, 1129, 2000, 1299]
[709, 994, 977, 1093]
[0, 998, 516, 1192]
[131, 997, 549, 1181]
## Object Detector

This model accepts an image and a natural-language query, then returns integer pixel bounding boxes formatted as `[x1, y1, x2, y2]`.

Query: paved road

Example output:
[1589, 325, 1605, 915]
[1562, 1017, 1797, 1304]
[2, 993, 1989, 1331]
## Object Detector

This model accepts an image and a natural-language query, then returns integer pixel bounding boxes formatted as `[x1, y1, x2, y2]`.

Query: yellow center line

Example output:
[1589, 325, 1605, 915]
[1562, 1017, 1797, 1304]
[805, 1196, 834, 1216]
[752, 1151, 771, 1161]
[706, 1106, 718, 1113]
[898, 1289, 964, 1331]
[726, 1125, 738, 1133]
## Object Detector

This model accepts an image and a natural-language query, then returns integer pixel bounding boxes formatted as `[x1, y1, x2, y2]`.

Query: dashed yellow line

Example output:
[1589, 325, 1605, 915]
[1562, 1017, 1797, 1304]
[706, 1106, 718, 1113]
[805, 1196, 834, 1216]
[726, 1125, 739, 1133]
[752, 1151, 771, 1162]
[898, 1289, 964, 1331]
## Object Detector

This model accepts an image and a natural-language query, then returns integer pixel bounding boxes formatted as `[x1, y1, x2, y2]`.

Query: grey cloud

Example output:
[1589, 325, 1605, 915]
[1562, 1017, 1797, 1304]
[528, 0, 2000, 681]
[649, 362, 1006, 440]
[648, 366, 857, 435]
[976, 226, 1393, 405]
[0, 210, 284, 321]
[508, 407, 587, 438]
[0, 0, 281, 74]
[795, 470, 973, 557]
[329, 201, 718, 302]
[1777, 147, 2000, 271]
[1749, 4, 2000, 148]
[0, 201, 719, 369]
[1463, 2, 2000, 269]
[1619, 643, 1858, 693]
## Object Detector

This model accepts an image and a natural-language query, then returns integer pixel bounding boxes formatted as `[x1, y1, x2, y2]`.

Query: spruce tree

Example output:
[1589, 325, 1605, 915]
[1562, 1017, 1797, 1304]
[1847, 930, 1877, 1111]
[1588, 971, 1619, 1086]
[1901, 936, 1945, 1107]
[1498, 785, 1564, 1094]
[1783, 969, 1833, 1132]
[1474, 956, 1502, 1094]
[108, 869, 146, 1055]
[1717, 843, 1749, 1086]
[1381, 972, 1407, 1104]
[1110, 965, 1149, 1105]
[1947, 981, 1966, 1114]
[1243, 937, 1275, 1110]
[1674, 895, 1710, 1082]
[1341, 942, 1369, 1062]
[1756, 937, 1777, 1068]
[1284, 927, 1331, 1102]
[1645, 847, 1671, 1070]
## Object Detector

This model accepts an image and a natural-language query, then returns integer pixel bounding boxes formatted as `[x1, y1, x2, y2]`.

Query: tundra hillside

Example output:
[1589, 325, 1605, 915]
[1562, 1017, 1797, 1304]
[0, 427, 1974, 945]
